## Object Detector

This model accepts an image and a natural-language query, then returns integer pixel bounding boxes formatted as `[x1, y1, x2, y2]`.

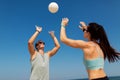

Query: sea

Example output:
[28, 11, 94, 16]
[70, 76, 120, 80]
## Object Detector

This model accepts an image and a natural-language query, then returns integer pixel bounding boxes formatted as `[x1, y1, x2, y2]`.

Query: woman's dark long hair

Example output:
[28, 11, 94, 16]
[87, 23, 120, 62]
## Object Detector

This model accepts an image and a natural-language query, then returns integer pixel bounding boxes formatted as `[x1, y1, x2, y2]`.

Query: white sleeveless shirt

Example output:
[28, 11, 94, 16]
[30, 52, 49, 80]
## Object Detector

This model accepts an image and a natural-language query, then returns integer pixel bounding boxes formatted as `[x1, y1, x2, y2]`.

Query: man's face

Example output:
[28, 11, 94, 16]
[36, 42, 45, 50]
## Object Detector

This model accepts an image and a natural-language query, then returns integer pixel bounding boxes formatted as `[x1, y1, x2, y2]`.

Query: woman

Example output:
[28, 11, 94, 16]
[60, 18, 120, 80]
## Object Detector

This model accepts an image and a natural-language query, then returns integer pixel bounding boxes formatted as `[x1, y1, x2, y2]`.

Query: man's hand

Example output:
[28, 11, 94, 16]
[49, 31, 55, 38]
[35, 25, 42, 32]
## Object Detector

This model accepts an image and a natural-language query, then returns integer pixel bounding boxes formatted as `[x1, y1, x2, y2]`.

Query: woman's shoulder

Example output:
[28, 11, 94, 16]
[85, 41, 95, 47]
[83, 41, 97, 52]
[83, 42, 97, 55]
[87, 41, 98, 46]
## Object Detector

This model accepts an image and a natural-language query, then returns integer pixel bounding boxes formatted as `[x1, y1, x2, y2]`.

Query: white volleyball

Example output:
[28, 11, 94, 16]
[48, 2, 59, 13]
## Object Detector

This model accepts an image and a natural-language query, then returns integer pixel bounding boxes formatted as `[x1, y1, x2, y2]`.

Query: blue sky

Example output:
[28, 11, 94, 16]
[0, 0, 120, 80]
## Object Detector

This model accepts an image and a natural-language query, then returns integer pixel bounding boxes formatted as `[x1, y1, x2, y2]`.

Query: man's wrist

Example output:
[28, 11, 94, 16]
[36, 30, 40, 33]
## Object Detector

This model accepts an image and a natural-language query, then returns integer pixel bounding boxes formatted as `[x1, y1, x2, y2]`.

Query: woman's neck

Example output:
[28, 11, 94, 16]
[88, 39, 98, 44]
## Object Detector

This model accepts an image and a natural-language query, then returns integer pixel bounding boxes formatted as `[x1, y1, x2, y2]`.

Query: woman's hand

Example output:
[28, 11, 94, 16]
[61, 18, 69, 27]
[80, 22, 87, 27]
[79, 21, 87, 31]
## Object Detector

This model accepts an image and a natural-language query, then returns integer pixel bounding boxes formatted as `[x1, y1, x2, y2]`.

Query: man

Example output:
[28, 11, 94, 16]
[28, 25, 60, 80]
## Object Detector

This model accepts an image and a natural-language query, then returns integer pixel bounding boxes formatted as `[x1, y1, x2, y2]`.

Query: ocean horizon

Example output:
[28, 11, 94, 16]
[69, 76, 120, 80]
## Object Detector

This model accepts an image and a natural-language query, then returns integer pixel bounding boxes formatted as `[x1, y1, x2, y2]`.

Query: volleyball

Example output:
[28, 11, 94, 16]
[48, 2, 59, 13]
